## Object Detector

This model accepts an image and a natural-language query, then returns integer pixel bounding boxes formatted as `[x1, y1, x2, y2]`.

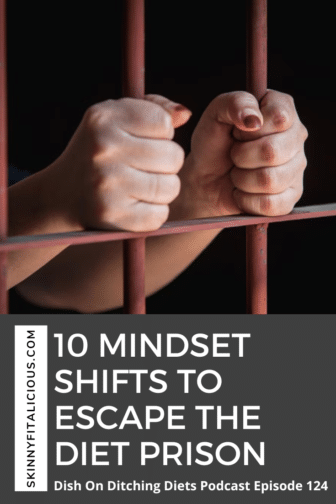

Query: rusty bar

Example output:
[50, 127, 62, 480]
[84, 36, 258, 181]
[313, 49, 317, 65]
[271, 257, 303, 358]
[246, 224, 268, 314]
[246, 0, 268, 314]
[1, 203, 336, 253]
[122, 0, 146, 314]
[0, 0, 8, 313]
[123, 237, 146, 314]
[246, 0, 267, 102]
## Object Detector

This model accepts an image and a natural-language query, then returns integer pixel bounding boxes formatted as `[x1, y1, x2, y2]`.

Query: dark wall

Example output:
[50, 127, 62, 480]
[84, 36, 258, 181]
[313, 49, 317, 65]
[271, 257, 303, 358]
[7, 1, 336, 313]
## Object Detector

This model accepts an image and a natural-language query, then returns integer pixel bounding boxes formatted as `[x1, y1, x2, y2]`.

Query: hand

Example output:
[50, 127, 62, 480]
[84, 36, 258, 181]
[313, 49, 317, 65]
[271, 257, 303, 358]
[177, 90, 308, 218]
[56, 96, 192, 232]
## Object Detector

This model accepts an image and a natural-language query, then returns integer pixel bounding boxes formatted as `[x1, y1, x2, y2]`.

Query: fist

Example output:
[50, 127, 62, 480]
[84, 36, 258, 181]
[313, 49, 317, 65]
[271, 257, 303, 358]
[60, 96, 191, 231]
[182, 90, 308, 218]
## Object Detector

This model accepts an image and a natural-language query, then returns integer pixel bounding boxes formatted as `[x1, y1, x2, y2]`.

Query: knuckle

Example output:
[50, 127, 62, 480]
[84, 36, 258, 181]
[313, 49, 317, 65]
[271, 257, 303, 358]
[148, 174, 160, 202]
[161, 109, 174, 134]
[273, 91, 294, 107]
[301, 123, 309, 141]
[296, 184, 304, 202]
[117, 97, 140, 117]
[84, 102, 110, 130]
[127, 219, 144, 232]
[261, 139, 277, 165]
[300, 152, 308, 171]
[303, 152, 308, 169]
[146, 205, 169, 231]
[84, 102, 120, 154]
[228, 91, 257, 115]
[165, 142, 185, 172]
[148, 174, 180, 203]
[119, 98, 174, 137]
[128, 203, 169, 232]
[283, 92, 294, 105]
[117, 97, 133, 107]
[230, 90, 253, 103]
[171, 142, 185, 170]
[257, 168, 279, 193]
[272, 109, 290, 130]
[168, 174, 181, 200]
[150, 103, 173, 136]
[259, 195, 278, 216]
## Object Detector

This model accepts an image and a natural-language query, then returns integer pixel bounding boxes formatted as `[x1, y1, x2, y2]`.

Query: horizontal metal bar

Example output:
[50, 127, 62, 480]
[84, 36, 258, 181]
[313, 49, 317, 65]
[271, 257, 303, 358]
[1, 203, 336, 253]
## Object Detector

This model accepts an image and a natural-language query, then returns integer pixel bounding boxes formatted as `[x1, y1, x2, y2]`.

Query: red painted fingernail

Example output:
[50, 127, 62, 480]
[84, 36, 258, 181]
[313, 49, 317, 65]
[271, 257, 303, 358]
[170, 105, 192, 128]
[243, 115, 262, 129]
[172, 104, 192, 114]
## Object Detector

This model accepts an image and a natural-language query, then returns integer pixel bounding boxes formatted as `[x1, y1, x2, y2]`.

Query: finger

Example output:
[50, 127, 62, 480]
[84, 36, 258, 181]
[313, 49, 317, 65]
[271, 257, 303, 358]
[115, 165, 181, 204]
[233, 184, 303, 217]
[117, 135, 185, 174]
[230, 150, 307, 194]
[189, 91, 264, 170]
[209, 91, 263, 132]
[115, 97, 176, 139]
[145, 94, 192, 128]
[117, 202, 170, 232]
[231, 124, 305, 169]
[260, 89, 296, 132]
[233, 89, 308, 141]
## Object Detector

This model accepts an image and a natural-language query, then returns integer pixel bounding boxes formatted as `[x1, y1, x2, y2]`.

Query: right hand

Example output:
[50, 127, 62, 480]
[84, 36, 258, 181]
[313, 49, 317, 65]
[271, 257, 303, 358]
[58, 96, 191, 232]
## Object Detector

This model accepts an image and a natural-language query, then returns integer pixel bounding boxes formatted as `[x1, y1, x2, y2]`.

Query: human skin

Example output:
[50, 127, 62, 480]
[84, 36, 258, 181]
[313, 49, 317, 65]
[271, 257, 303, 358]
[9, 90, 307, 312]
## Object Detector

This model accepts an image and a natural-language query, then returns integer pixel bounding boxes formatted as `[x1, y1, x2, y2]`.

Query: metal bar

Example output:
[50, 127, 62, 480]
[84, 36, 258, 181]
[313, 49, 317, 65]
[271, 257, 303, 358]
[246, 224, 268, 314]
[122, 0, 146, 314]
[0, 0, 8, 313]
[123, 237, 146, 314]
[246, 0, 268, 314]
[246, 0, 267, 102]
[1, 203, 336, 253]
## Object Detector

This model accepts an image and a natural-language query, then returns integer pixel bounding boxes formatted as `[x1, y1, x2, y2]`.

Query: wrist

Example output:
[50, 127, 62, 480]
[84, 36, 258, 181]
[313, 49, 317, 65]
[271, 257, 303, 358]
[41, 157, 85, 233]
[9, 159, 84, 237]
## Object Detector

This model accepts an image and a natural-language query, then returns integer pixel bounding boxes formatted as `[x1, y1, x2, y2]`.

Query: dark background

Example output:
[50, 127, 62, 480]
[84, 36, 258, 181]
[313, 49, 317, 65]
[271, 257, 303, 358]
[6, 1, 336, 314]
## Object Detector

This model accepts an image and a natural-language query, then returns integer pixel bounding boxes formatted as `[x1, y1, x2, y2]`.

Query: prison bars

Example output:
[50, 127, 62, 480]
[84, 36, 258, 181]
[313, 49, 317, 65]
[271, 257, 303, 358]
[122, 0, 146, 314]
[0, 0, 7, 313]
[1, 0, 336, 315]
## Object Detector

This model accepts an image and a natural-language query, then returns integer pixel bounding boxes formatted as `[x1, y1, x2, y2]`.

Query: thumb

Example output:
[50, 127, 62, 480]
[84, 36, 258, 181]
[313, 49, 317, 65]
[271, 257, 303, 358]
[210, 91, 263, 132]
[145, 94, 192, 128]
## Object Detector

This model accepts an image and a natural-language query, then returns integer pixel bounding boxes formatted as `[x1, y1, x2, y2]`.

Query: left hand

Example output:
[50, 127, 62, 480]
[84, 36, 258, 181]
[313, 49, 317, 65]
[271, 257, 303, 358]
[177, 89, 308, 218]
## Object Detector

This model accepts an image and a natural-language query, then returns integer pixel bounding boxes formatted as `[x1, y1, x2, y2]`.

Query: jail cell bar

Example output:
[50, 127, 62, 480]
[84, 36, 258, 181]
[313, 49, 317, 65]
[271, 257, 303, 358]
[246, 0, 268, 313]
[122, 0, 146, 314]
[121, 0, 270, 314]
[0, 0, 8, 314]
[1, 1, 336, 315]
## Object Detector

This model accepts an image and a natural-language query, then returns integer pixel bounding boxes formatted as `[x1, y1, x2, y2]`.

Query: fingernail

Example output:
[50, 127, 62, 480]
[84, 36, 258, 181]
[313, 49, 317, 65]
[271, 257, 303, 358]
[172, 103, 192, 115]
[243, 115, 262, 129]
[170, 105, 192, 128]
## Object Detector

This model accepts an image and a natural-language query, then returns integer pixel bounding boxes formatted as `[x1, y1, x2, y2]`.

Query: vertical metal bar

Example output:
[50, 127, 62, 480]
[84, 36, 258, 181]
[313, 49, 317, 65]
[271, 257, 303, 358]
[246, 223, 268, 314]
[0, 0, 8, 313]
[246, 0, 268, 314]
[122, 0, 146, 314]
